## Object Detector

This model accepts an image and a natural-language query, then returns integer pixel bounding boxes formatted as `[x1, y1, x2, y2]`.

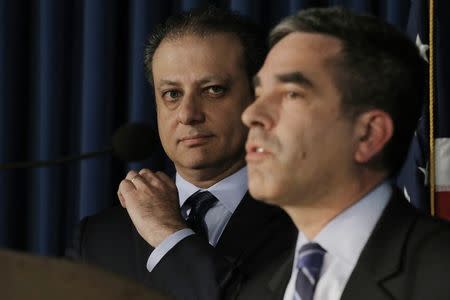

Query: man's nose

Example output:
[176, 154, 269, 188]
[242, 94, 276, 130]
[177, 93, 205, 125]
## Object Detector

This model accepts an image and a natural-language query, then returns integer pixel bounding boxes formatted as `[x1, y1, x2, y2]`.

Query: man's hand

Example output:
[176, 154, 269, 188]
[117, 169, 187, 247]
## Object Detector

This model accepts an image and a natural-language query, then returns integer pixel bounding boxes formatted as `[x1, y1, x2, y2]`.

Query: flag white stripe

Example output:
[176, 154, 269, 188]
[436, 138, 450, 191]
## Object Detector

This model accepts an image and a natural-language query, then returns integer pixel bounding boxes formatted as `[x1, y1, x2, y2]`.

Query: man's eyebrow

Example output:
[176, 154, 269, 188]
[252, 76, 260, 88]
[198, 75, 231, 85]
[158, 79, 178, 86]
[157, 76, 231, 87]
[276, 72, 313, 88]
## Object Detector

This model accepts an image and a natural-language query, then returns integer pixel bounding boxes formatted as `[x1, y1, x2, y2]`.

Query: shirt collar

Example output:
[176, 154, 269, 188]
[176, 166, 248, 214]
[295, 181, 392, 268]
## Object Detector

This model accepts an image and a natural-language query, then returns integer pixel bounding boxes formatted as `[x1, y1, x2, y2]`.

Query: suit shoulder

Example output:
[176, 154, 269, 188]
[82, 206, 130, 227]
[410, 214, 450, 249]
[387, 191, 450, 250]
[78, 206, 134, 242]
[402, 215, 450, 299]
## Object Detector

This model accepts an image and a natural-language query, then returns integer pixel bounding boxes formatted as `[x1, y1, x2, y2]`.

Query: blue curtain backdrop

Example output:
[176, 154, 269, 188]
[0, 0, 414, 256]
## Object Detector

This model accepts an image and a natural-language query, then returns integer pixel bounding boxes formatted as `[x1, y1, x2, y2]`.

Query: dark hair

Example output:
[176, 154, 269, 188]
[270, 7, 425, 175]
[144, 6, 266, 86]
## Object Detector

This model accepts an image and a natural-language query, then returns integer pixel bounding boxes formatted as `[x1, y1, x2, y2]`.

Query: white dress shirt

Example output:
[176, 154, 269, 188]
[146, 167, 248, 272]
[283, 182, 392, 300]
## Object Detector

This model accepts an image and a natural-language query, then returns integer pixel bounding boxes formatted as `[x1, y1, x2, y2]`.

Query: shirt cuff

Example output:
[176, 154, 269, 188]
[146, 228, 195, 272]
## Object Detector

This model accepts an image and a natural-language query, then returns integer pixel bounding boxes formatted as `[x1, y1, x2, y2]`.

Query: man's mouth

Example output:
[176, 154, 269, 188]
[245, 143, 272, 162]
[178, 134, 214, 146]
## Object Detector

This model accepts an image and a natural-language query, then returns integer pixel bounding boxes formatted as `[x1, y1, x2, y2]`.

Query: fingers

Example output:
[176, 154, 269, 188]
[138, 169, 163, 188]
[119, 170, 146, 207]
[139, 168, 155, 180]
[125, 170, 139, 181]
[139, 169, 176, 191]
[117, 190, 126, 208]
[154, 171, 174, 186]
[125, 170, 148, 190]
[117, 178, 136, 208]
[118, 169, 175, 207]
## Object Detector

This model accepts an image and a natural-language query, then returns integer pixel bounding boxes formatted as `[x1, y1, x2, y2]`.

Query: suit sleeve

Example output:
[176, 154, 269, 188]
[147, 228, 195, 271]
[147, 234, 236, 300]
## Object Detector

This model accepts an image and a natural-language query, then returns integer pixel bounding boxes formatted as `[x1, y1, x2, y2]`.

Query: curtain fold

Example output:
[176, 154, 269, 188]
[28, 0, 65, 254]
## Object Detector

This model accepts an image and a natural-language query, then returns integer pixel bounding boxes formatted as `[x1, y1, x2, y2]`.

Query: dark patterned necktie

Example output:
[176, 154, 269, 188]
[294, 242, 326, 300]
[182, 191, 218, 240]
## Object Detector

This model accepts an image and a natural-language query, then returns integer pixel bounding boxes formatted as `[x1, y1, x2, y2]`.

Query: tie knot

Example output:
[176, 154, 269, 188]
[182, 191, 218, 240]
[183, 191, 218, 217]
[296, 243, 326, 280]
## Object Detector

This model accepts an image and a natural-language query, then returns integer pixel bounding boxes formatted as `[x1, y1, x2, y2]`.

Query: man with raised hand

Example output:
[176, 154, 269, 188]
[72, 7, 296, 300]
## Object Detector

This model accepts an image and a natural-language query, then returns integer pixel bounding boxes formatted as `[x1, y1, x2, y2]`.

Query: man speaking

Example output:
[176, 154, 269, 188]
[238, 7, 450, 300]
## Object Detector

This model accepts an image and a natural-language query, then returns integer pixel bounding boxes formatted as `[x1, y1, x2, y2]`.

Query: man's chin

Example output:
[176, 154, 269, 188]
[248, 177, 288, 206]
[248, 191, 281, 207]
[174, 157, 224, 172]
[248, 182, 273, 203]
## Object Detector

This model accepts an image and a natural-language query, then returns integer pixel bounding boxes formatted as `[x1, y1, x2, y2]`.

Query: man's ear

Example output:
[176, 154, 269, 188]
[353, 110, 393, 164]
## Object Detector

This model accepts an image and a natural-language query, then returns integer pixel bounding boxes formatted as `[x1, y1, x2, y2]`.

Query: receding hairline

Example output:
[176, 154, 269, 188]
[150, 31, 248, 78]
[156, 30, 244, 50]
[144, 6, 267, 90]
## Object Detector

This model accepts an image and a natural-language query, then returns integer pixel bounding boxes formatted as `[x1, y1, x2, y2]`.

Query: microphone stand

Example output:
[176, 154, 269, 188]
[0, 147, 112, 170]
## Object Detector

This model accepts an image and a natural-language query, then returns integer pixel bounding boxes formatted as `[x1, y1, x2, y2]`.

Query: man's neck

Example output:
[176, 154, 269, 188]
[283, 171, 388, 240]
[176, 159, 246, 189]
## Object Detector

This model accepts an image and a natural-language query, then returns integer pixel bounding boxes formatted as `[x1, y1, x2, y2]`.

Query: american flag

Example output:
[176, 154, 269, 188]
[396, 0, 450, 220]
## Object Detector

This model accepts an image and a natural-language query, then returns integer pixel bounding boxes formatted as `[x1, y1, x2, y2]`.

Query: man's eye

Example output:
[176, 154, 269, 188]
[162, 90, 182, 101]
[206, 86, 226, 96]
[286, 91, 301, 100]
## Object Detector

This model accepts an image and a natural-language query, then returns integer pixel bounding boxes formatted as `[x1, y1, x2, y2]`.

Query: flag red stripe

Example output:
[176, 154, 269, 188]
[435, 192, 450, 221]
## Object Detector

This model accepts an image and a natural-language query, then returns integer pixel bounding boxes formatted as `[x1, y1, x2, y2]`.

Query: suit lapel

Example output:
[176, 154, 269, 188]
[215, 192, 285, 262]
[341, 189, 418, 300]
[267, 249, 295, 299]
[234, 247, 294, 300]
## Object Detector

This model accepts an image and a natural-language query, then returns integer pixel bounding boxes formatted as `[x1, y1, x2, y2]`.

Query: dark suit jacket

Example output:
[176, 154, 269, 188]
[234, 189, 450, 300]
[70, 192, 297, 300]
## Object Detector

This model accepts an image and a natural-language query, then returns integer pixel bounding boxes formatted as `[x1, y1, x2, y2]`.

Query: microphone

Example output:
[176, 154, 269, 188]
[112, 122, 159, 162]
[0, 123, 159, 169]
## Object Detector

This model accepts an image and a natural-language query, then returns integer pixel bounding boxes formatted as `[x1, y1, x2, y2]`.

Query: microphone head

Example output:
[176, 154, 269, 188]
[112, 123, 159, 162]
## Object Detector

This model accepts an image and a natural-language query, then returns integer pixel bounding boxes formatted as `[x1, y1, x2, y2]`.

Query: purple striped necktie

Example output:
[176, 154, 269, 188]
[294, 242, 326, 300]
